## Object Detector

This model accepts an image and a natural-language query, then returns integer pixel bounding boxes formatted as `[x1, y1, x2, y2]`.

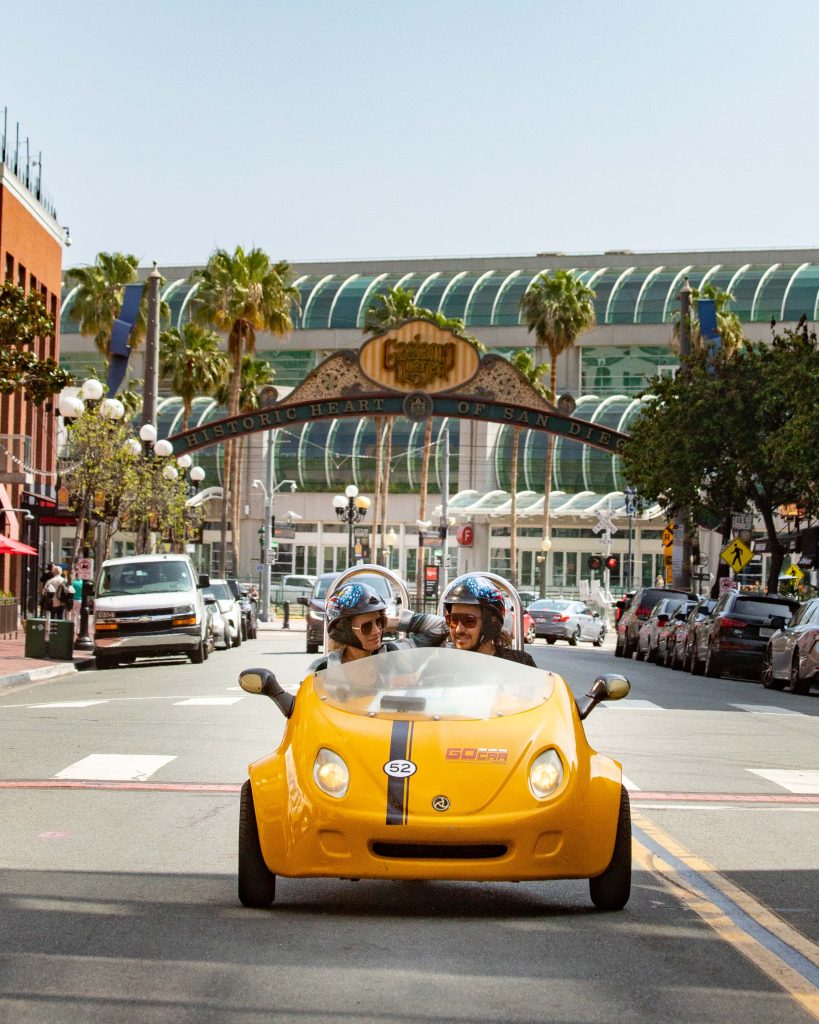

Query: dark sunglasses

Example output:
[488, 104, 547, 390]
[446, 611, 480, 629]
[351, 615, 386, 637]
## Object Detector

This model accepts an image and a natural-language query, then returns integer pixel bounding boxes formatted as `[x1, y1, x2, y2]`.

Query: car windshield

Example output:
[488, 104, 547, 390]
[529, 600, 569, 611]
[205, 583, 233, 602]
[97, 561, 193, 596]
[733, 598, 797, 618]
[313, 647, 555, 721]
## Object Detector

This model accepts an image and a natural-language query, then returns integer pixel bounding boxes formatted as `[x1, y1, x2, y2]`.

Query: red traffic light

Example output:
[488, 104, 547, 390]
[605, 555, 620, 570]
[588, 555, 603, 571]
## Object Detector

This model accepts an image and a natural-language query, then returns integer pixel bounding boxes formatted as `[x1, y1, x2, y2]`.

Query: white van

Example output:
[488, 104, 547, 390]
[92, 554, 210, 669]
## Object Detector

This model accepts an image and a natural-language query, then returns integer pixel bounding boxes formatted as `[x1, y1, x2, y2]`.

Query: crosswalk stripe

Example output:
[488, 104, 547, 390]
[173, 697, 245, 706]
[748, 769, 819, 794]
[33, 701, 108, 708]
[730, 704, 805, 716]
[54, 754, 177, 781]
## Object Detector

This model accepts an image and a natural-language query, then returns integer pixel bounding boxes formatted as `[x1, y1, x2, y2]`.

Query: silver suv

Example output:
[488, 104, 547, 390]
[93, 554, 210, 669]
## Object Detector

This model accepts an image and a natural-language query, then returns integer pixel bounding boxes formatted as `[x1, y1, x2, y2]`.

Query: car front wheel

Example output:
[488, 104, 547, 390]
[787, 652, 811, 695]
[232, 624, 242, 648]
[589, 785, 631, 911]
[189, 637, 207, 664]
[525, 625, 536, 645]
[568, 628, 580, 647]
[239, 780, 277, 907]
[705, 645, 721, 678]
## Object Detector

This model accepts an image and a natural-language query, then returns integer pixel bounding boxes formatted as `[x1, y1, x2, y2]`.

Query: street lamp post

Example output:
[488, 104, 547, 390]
[539, 536, 552, 593]
[253, 478, 297, 621]
[624, 485, 638, 590]
[333, 485, 371, 568]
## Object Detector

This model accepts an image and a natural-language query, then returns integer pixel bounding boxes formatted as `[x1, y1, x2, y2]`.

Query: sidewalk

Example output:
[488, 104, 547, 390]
[0, 614, 306, 690]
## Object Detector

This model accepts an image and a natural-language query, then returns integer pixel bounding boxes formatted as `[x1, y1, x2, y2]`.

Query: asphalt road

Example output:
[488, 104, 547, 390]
[0, 632, 817, 1024]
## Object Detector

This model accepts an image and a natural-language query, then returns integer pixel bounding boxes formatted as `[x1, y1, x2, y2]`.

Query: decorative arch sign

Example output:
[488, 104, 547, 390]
[168, 320, 629, 456]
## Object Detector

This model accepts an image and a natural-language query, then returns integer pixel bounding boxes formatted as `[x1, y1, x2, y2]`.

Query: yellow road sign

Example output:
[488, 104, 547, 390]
[782, 563, 804, 580]
[662, 526, 675, 549]
[720, 537, 753, 572]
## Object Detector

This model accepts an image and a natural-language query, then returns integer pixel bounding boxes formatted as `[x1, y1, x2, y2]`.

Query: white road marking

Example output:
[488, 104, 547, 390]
[34, 701, 108, 709]
[747, 769, 819, 794]
[54, 754, 177, 781]
[600, 699, 663, 710]
[173, 697, 244, 706]
[731, 704, 805, 716]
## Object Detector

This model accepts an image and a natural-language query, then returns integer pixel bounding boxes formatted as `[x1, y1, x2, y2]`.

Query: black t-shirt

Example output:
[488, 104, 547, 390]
[493, 647, 537, 667]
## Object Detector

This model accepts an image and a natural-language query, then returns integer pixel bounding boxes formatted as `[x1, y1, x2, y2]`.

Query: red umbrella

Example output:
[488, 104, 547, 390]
[0, 536, 38, 556]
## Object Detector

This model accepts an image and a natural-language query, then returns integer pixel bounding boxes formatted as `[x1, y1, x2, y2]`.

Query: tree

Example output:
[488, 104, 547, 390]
[520, 270, 596, 595]
[64, 252, 169, 357]
[508, 350, 550, 586]
[192, 246, 298, 575]
[0, 282, 72, 401]
[672, 283, 743, 357]
[160, 323, 229, 431]
[622, 326, 819, 593]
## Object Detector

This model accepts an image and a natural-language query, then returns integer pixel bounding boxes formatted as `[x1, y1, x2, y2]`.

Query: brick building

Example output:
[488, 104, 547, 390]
[0, 114, 65, 603]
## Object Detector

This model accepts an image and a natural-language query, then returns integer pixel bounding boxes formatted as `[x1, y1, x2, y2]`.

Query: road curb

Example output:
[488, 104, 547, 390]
[0, 662, 80, 691]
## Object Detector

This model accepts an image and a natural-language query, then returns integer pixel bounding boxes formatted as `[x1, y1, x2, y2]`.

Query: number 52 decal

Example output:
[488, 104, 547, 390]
[383, 759, 417, 778]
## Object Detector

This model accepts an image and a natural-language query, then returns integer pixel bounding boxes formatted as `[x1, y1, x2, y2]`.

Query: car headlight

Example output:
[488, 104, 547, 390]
[173, 604, 194, 616]
[313, 748, 349, 798]
[94, 609, 115, 622]
[529, 749, 564, 800]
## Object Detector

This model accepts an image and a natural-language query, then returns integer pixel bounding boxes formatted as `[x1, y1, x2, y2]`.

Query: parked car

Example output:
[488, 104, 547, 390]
[271, 574, 317, 606]
[92, 554, 210, 668]
[615, 585, 696, 659]
[527, 599, 606, 646]
[689, 590, 799, 679]
[300, 571, 403, 654]
[668, 598, 716, 669]
[636, 596, 690, 663]
[762, 596, 819, 694]
[656, 599, 698, 666]
[204, 579, 244, 648]
[236, 646, 632, 910]
[227, 579, 258, 639]
[522, 609, 536, 645]
[204, 593, 230, 651]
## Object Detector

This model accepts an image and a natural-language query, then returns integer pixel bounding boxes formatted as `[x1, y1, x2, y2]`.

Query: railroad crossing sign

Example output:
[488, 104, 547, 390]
[720, 537, 753, 572]
[782, 563, 804, 580]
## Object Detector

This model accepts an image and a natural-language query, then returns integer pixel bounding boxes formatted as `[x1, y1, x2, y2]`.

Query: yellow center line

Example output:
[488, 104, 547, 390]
[633, 811, 819, 1021]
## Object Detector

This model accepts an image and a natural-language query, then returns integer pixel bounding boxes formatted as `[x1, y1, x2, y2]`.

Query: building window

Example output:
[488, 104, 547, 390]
[4, 254, 13, 282]
[18, 264, 26, 289]
[30, 275, 37, 294]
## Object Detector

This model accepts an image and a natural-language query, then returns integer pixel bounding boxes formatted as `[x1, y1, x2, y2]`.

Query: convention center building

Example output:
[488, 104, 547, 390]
[59, 247, 819, 595]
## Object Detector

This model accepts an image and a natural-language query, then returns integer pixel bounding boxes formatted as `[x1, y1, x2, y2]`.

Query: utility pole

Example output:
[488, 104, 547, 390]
[440, 426, 450, 593]
[141, 263, 161, 431]
[673, 278, 694, 591]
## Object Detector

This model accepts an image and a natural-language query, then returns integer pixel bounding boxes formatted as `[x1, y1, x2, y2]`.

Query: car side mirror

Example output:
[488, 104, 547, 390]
[297, 595, 308, 606]
[198, 573, 210, 589]
[239, 668, 294, 718]
[577, 673, 630, 721]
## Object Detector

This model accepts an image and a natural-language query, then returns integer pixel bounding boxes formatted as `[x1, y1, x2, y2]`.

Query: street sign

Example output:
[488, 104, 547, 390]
[732, 512, 754, 531]
[75, 557, 93, 581]
[782, 563, 804, 580]
[720, 537, 753, 572]
[719, 577, 739, 593]
[661, 526, 675, 549]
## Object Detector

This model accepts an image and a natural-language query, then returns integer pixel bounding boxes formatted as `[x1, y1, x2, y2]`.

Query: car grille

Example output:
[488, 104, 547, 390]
[371, 842, 508, 860]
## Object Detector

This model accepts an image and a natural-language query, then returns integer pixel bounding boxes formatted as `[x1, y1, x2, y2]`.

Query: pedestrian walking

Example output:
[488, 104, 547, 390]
[41, 564, 70, 621]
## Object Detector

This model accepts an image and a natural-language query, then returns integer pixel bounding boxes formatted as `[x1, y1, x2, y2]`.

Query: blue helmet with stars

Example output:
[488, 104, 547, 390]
[326, 582, 388, 646]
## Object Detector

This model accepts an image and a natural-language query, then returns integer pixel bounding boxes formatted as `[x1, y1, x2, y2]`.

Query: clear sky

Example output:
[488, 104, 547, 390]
[3, 0, 818, 270]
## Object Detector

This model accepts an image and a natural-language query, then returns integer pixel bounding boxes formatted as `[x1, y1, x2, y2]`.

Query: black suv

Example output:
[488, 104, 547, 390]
[690, 589, 798, 679]
[615, 585, 697, 658]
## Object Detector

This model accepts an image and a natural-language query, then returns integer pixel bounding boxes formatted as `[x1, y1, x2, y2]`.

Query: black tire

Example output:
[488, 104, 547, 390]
[704, 645, 721, 678]
[787, 652, 811, 695]
[670, 647, 681, 670]
[306, 641, 319, 655]
[646, 643, 656, 664]
[546, 638, 556, 646]
[238, 780, 277, 907]
[691, 644, 704, 676]
[614, 640, 624, 658]
[232, 625, 242, 648]
[623, 636, 636, 659]
[635, 644, 645, 662]
[525, 626, 536, 645]
[568, 629, 579, 647]
[593, 631, 603, 648]
[189, 637, 206, 664]
[761, 649, 784, 689]
[589, 785, 631, 911]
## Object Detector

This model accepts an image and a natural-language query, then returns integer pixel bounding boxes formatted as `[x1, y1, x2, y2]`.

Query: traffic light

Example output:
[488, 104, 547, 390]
[605, 555, 620, 571]
[588, 555, 603, 571]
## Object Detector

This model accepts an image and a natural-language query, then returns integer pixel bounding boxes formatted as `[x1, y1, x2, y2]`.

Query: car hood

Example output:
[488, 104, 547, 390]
[95, 593, 198, 612]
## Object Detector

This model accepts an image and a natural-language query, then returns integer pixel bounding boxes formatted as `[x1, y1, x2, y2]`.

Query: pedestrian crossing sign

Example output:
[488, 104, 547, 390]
[782, 563, 804, 580]
[720, 537, 753, 571]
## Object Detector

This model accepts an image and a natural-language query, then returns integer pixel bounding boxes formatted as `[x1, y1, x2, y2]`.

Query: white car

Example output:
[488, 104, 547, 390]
[204, 593, 230, 651]
[204, 579, 243, 648]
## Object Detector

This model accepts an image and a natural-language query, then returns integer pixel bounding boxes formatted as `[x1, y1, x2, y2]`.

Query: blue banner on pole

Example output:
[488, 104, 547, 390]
[106, 283, 143, 397]
[698, 298, 719, 341]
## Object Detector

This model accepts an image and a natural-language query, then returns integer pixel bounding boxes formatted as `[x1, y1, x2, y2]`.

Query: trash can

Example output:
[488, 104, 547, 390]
[24, 618, 48, 658]
[46, 619, 75, 660]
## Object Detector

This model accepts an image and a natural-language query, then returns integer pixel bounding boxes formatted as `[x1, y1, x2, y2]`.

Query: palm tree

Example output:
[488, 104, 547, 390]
[520, 270, 596, 596]
[65, 252, 169, 356]
[192, 246, 298, 575]
[160, 323, 229, 431]
[508, 350, 550, 586]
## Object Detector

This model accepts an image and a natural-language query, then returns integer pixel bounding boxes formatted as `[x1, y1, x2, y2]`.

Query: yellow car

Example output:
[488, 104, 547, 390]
[238, 646, 631, 910]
